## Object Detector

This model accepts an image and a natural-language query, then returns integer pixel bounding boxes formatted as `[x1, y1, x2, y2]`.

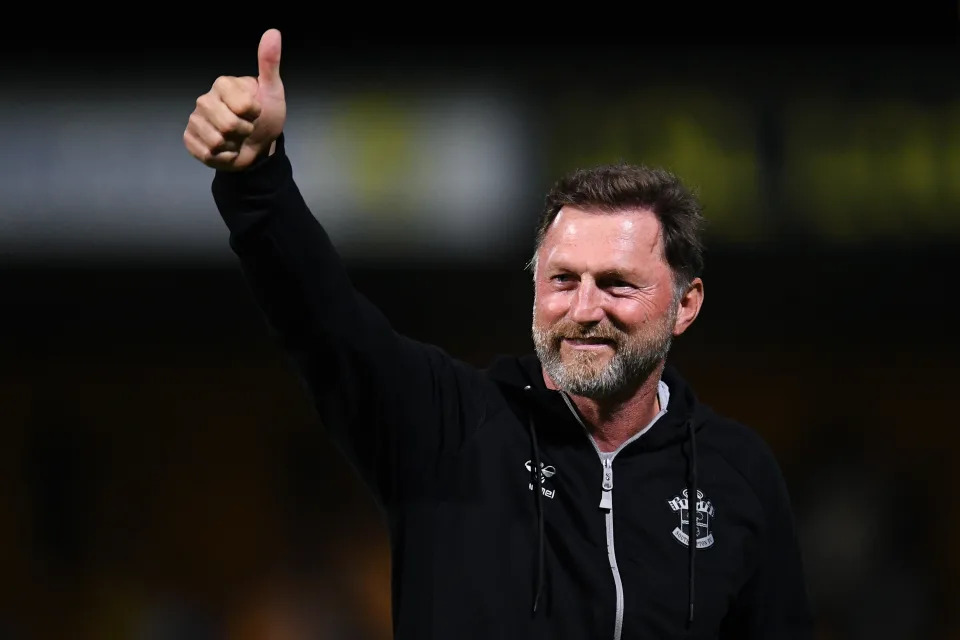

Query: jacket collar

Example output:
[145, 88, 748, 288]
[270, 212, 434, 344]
[485, 352, 710, 454]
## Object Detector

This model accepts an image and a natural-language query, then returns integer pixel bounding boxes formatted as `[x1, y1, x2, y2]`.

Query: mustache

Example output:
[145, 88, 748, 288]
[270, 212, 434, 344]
[547, 322, 623, 342]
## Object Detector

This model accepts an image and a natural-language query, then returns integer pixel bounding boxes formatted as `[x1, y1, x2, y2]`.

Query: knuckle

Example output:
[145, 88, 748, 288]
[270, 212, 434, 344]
[211, 75, 233, 90]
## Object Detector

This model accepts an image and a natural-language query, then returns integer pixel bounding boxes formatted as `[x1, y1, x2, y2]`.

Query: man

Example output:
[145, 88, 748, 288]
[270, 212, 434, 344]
[184, 29, 814, 639]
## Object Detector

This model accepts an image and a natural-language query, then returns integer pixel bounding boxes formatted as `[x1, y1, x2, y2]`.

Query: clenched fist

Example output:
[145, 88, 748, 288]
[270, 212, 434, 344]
[184, 29, 286, 171]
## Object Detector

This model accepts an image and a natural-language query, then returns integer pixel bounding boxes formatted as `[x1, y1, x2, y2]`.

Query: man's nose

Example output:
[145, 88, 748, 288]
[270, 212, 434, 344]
[570, 282, 605, 324]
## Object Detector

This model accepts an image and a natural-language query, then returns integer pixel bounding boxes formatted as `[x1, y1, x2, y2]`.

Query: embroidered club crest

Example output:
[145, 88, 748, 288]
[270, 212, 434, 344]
[667, 488, 715, 549]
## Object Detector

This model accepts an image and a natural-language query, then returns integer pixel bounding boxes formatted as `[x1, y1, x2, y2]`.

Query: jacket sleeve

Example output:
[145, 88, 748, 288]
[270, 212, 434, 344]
[721, 446, 816, 639]
[210, 135, 489, 510]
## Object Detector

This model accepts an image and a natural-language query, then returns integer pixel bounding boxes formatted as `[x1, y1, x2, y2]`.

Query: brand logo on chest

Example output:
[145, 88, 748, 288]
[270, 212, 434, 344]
[525, 460, 557, 499]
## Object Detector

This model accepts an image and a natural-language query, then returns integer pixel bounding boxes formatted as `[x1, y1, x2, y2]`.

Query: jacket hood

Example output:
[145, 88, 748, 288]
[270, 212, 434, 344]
[484, 352, 712, 454]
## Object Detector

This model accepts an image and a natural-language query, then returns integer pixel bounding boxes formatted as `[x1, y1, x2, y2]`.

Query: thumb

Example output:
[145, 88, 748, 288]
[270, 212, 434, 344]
[257, 28, 282, 87]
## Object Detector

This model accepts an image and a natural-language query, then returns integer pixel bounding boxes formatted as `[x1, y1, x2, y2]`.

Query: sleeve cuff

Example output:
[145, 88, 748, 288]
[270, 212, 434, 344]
[211, 133, 290, 199]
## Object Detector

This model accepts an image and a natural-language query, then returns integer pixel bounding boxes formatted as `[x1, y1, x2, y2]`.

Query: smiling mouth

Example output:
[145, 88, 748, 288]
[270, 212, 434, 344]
[562, 337, 615, 349]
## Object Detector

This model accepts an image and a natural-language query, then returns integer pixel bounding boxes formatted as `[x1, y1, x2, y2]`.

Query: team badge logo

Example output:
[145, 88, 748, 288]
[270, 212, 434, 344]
[667, 488, 715, 549]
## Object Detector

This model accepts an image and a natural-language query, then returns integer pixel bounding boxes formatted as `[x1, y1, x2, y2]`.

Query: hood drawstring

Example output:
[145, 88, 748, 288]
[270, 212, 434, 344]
[524, 385, 547, 615]
[685, 416, 698, 628]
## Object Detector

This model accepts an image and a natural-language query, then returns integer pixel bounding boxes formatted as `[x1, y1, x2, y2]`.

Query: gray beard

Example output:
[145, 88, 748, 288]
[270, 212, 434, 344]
[532, 318, 674, 400]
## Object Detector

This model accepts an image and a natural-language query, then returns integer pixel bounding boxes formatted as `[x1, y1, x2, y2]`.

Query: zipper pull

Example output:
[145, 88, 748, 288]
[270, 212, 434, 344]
[599, 457, 613, 510]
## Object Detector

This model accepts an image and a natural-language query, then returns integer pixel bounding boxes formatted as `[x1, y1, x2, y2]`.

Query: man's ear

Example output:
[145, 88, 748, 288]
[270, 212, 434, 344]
[673, 277, 704, 336]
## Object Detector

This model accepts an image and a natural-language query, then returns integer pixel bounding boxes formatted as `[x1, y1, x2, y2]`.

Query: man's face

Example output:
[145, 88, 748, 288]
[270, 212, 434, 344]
[532, 206, 693, 399]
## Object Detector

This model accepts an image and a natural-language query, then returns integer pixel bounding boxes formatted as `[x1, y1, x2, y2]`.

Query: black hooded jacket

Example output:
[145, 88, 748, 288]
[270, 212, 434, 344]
[211, 135, 814, 639]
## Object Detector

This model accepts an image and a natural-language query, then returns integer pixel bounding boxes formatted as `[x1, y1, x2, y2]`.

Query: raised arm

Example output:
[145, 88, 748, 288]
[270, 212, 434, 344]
[183, 29, 490, 510]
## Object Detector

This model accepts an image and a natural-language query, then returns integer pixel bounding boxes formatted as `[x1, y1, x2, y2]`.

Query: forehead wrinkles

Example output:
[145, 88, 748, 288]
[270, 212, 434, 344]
[543, 211, 664, 270]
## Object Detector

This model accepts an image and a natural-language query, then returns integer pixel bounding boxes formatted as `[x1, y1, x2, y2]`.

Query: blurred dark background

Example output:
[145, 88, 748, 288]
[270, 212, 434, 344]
[2, 17, 958, 639]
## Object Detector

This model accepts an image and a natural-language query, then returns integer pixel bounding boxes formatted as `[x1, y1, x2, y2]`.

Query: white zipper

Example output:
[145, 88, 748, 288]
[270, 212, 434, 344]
[561, 393, 626, 640]
[560, 387, 668, 640]
[600, 456, 624, 640]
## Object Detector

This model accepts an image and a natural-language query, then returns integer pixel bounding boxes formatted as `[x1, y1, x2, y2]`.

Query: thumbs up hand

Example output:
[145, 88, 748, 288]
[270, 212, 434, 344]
[184, 29, 286, 171]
